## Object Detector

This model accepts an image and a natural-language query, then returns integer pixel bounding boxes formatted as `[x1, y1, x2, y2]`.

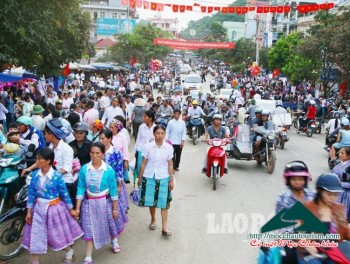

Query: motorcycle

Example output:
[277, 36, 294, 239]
[297, 118, 316, 137]
[0, 172, 31, 260]
[203, 138, 230, 190]
[189, 115, 203, 145]
[155, 113, 172, 129]
[226, 124, 276, 174]
[276, 126, 288, 149]
[315, 117, 323, 134]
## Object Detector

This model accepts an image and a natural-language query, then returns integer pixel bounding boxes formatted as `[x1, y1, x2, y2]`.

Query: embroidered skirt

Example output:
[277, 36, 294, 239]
[80, 198, 119, 249]
[118, 181, 129, 223]
[339, 190, 350, 222]
[22, 201, 83, 254]
[139, 176, 172, 209]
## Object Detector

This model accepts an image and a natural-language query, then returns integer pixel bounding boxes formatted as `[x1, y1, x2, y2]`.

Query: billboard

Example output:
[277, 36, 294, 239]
[97, 18, 136, 36]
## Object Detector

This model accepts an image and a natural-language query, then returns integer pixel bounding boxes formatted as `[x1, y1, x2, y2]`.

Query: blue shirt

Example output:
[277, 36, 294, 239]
[76, 161, 118, 201]
[165, 118, 186, 145]
[275, 187, 315, 214]
[26, 167, 73, 209]
[104, 146, 124, 181]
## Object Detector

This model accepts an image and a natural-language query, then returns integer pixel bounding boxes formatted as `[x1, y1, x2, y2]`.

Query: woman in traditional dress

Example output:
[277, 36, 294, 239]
[76, 142, 119, 264]
[137, 125, 175, 236]
[99, 130, 129, 240]
[134, 110, 155, 186]
[22, 148, 83, 264]
[87, 119, 104, 143]
[332, 147, 350, 222]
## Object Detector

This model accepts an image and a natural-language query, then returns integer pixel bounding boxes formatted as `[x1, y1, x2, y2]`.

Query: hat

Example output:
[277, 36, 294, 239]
[32, 105, 45, 114]
[56, 99, 62, 104]
[46, 118, 71, 139]
[134, 98, 146, 107]
[3, 143, 20, 154]
[341, 117, 350, 126]
[316, 173, 343, 192]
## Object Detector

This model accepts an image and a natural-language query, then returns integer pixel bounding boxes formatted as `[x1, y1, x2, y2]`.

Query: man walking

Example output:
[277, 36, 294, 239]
[166, 109, 186, 171]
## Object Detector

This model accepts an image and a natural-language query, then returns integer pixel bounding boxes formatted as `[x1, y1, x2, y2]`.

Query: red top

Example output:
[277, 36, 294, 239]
[306, 106, 316, 119]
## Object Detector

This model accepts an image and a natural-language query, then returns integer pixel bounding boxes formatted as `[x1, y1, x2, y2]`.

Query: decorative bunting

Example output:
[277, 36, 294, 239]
[121, 0, 129, 6]
[193, 3, 200, 7]
[157, 3, 164, 11]
[257, 6, 263, 13]
[136, 0, 142, 7]
[201, 6, 207, 12]
[249, 6, 256, 11]
[236, 7, 242, 14]
[242, 7, 249, 14]
[270, 6, 277, 13]
[165, 3, 171, 7]
[319, 3, 327, 9]
[277, 6, 284, 13]
[222, 7, 228, 13]
[172, 4, 179, 12]
[143, 1, 149, 9]
[284, 6, 291, 13]
[327, 3, 334, 9]
[180, 5, 186, 12]
[150, 2, 157, 10]
[228, 7, 235, 13]
[129, 0, 136, 8]
[186, 5, 193, 11]
[214, 6, 221, 11]
[208, 6, 214, 13]
[312, 4, 319, 11]
[263, 6, 270, 13]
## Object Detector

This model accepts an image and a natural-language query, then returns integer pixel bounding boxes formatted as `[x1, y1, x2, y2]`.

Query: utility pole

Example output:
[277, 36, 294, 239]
[255, 15, 260, 65]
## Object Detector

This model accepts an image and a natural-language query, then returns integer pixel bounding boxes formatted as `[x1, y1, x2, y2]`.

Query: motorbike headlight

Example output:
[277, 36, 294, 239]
[268, 133, 275, 140]
[212, 140, 221, 147]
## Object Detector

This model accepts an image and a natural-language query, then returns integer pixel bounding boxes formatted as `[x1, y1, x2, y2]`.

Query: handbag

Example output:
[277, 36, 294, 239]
[129, 188, 141, 207]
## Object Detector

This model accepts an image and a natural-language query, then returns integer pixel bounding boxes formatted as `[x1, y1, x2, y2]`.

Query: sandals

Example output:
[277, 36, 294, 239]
[62, 255, 76, 264]
[149, 224, 156, 230]
[162, 230, 172, 237]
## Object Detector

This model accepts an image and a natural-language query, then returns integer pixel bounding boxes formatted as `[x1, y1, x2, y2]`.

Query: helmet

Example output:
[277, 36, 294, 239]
[316, 173, 343, 192]
[255, 108, 262, 114]
[251, 99, 256, 105]
[283, 161, 311, 185]
[333, 111, 340, 119]
[192, 100, 198, 105]
[73, 122, 88, 133]
[275, 100, 283, 107]
[16, 116, 32, 126]
[310, 99, 316, 105]
[261, 109, 270, 116]
[213, 114, 223, 120]
[341, 117, 350, 126]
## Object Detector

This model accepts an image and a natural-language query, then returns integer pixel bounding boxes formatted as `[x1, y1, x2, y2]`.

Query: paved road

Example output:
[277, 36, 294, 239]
[12, 77, 330, 264]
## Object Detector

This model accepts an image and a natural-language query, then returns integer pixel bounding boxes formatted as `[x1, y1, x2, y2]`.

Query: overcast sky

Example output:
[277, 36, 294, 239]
[137, 0, 237, 30]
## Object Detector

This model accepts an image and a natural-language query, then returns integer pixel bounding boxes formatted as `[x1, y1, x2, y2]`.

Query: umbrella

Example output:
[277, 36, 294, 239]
[77, 64, 96, 71]
[6, 67, 39, 80]
[0, 73, 22, 82]
[68, 63, 79, 70]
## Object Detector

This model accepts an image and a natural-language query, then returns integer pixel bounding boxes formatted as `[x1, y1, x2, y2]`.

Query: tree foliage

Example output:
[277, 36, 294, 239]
[0, 0, 91, 76]
[109, 24, 172, 64]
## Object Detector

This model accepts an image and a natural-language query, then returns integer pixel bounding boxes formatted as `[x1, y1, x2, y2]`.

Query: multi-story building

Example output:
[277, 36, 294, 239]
[147, 14, 179, 37]
[81, 0, 138, 43]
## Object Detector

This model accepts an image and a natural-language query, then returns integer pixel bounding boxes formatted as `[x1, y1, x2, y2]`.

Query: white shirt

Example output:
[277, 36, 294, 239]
[188, 106, 205, 117]
[20, 128, 39, 149]
[166, 118, 186, 145]
[101, 106, 124, 127]
[135, 123, 155, 152]
[142, 140, 173, 179]
[126, 102, 134, 120]
[46, 97, 56, 106]
[62, 98, 74, 109]
[49, 140, 74, 183]
[0, 103, 8, 121]
[253, 94, 262, 100]
[129, 81, 137, 92]
[271, 107, 287, 116]
[99, 96, 110, 109]
[326, 118, 341, 134]
[31, 115, 45, 131]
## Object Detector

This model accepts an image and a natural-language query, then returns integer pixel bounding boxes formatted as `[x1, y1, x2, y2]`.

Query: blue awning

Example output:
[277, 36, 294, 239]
[0, 73, 23, 82]
[90, 63, 113, 70]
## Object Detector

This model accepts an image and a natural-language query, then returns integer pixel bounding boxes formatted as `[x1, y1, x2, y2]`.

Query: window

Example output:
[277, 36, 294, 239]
[112, 12, 118, 19]
[121, 13, 126, 18]
[93, 12, 98, 21]
[100, 12, 105, 18]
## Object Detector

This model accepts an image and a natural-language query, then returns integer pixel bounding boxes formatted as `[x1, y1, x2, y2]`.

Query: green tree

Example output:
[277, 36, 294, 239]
[109, 24, 172, 65]
[0, 0, 91, 76]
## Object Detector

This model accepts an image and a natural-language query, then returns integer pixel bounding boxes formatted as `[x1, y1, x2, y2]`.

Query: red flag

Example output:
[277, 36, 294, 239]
[228, 7, 235, 13]
[257, 6, 263, 13]
[62, 64, 69, 77]
[242, 7, 249, 14]
[129, 56, 134, 67]
[222, 7, 228, 13]
[297, 5, 307, 13]
[143, 1, 149, 9]
[129, 0, 136, 8]
[136, 57, 140, 64]
[186, 5, 193, 11]
[173, 4, 179, 12]
[277, 6, 284, 13]
[201, 6, 207, 12]
[136, 0, 142, 7]
[251, 66, 261, 76]
[249, 6, 256, 11]
[157, 3, 164, 11]
[121, 0, 129, 6]
[284, 6, 291, 12]
[340, 81, 346, 97]
[165, 3, 171, 7]
[180, 5, 186, 12]
[270, 6, 277, 13]
[272, 68, 280, 77]
[236, 7, 242, 14]
[327, 3, 334, 9]
[311, 4, 319, 11]
[208, 6, 214, 13]
[214, 6, 221, 11]
[263, 6, 270, 13]
[193, 3, 200, 6]
[151, 2, 157, 10]
[319, 3, 327, 9]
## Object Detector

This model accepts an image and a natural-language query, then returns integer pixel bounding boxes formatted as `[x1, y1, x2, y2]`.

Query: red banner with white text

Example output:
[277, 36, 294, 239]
[153, 38, 235, 49]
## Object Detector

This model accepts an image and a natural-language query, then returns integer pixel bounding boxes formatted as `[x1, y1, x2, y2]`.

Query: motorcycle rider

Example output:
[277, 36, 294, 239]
[208, 103, 233, 123]
[271, 100, 288, 116]
[187, 100, 206, 138]
[201, 114, 229, 174]
[157, 98, 174, 117]
[171, 91, 182, 108]
[245, 99, 258, 121]
[248, 108, 263, 129]
[330, 117, 350, 160]
[254, 110, 275, 154]
[326, 111, 341, 135]
[297, 99, 316, 132]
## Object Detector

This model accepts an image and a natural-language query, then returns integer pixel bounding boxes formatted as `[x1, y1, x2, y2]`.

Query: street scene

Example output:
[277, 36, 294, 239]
[1, 0, 350, 264]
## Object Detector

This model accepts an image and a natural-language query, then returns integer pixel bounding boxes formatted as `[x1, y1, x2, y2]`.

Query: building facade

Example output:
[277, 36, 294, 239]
[147, 14, 179, 37]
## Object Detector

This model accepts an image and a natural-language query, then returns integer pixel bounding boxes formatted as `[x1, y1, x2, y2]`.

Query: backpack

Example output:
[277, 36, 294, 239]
[29, 126, 46, 150]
